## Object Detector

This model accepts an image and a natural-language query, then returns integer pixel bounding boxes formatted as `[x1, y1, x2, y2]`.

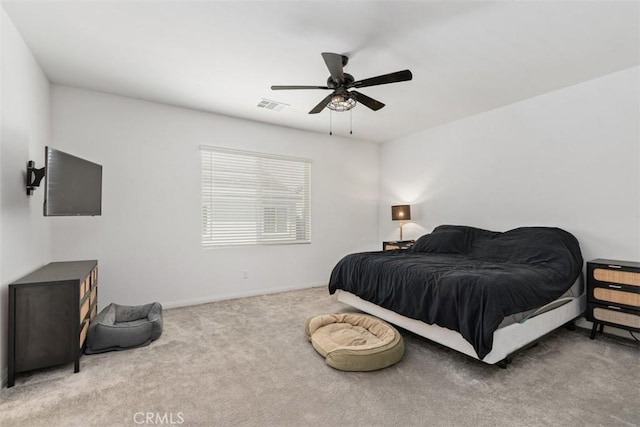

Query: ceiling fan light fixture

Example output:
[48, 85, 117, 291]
[327, 94, 356, 112]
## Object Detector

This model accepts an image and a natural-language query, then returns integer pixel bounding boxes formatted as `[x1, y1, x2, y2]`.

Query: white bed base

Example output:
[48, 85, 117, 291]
[335, 289, 586, 365]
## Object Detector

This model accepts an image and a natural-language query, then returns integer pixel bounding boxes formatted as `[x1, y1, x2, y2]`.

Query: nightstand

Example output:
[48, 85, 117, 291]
[586, 259, 640, 340]
[383, 240, 415, 251]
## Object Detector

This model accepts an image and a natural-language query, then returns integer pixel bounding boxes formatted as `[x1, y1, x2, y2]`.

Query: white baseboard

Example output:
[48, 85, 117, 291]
[161, 282, 327, 309]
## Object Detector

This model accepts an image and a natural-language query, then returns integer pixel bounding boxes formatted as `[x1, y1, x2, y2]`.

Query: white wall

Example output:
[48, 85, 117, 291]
[379, 67, 640, 264]
[379, 67, 639, 338]
[0, 7, 52, 384]
[51, 85, 379, 308]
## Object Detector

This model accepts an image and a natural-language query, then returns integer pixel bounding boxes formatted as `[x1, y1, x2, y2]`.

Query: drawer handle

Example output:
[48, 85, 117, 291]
[607, 265, 622, 269]
[608, 284, 622, 289]
[607, 306, 621, 310]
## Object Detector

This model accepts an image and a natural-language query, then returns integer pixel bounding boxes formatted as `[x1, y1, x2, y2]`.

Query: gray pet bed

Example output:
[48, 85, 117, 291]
[85, 302, 163, 354]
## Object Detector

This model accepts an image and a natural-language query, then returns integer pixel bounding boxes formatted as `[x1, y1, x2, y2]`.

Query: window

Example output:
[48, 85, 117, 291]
[200, 146, 311, 247]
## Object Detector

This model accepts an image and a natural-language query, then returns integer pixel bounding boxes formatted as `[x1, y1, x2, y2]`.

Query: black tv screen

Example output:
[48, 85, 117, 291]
[44, 146, 102, 216]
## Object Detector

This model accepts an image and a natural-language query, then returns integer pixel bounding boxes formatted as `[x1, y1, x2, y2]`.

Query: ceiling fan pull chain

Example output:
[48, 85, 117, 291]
[350, 110, 353, 135]
[329, 111, 333, 135]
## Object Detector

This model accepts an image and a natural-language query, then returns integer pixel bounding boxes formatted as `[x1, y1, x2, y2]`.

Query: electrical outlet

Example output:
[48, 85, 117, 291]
[242, 270, 249, 279]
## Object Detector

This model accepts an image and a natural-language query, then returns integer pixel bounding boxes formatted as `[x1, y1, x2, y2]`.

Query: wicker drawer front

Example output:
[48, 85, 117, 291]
[593, 307, 640, 329]
[593, 288, 640, 307]
[593, 268, 640, 287]
[90, 286, 97, 305]
[80, 298, 90, 321]
[80, 277, 88, 299]
[79, 321, 89, 348]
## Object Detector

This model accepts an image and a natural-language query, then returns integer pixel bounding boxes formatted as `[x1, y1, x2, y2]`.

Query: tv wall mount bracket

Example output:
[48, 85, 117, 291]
[26, 160, 45, 196]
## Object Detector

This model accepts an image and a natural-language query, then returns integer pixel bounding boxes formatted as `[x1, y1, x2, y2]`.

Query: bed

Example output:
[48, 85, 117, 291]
[328, 225, 585, 366]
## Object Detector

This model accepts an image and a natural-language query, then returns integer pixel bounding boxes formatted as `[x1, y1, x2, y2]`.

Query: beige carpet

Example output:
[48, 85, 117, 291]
[1, 286, 639, 427]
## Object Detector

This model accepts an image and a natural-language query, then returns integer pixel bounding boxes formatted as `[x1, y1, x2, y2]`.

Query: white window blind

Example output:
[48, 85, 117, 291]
[200, 146, 311, 247]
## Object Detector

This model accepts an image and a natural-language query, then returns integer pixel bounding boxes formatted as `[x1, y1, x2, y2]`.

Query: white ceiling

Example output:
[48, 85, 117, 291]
[3, 1, 639, 143]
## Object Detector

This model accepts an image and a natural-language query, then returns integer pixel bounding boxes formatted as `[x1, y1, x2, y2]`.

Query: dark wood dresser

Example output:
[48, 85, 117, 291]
[586, 259, 640, 340]
[8, 260, 98, 387]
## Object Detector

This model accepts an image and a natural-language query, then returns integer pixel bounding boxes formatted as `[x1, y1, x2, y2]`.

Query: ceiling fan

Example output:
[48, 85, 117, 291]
[271, 52, 412, 114]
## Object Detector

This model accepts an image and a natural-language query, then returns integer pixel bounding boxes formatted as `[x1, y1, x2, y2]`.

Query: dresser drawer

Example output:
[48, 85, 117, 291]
[589, 305, 640, 330]
[80, 275, 90, 299]
[79, 321, 89, 349]
[90, 286, 97, 306]
[80, 297, 90, 322]
[593, 268, 640, 287]
[592, 287, 640, 307]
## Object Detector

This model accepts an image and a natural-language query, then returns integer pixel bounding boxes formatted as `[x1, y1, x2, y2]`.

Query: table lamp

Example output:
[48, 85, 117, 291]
[391, 205, 411, 240]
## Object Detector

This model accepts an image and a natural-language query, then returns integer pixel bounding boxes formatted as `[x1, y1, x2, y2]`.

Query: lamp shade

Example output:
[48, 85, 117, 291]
[391, 205, 411, 221]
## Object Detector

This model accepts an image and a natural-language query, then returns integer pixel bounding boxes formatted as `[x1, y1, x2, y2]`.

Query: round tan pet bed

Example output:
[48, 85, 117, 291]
[304, 313, 404, 371]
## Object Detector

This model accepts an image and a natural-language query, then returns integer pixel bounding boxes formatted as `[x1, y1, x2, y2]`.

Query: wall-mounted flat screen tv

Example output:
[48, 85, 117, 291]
[44, 146, 102, 216]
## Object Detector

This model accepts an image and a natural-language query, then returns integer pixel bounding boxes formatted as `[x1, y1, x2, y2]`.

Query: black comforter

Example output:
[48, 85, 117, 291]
[328, 225, 583, 359]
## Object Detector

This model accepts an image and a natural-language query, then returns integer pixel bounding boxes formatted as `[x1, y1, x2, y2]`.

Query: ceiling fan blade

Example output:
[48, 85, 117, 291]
[321, 52, 346, 83]
[352, 69, 413, 88]
[271, 85, 330, 90]
[351, 90, 385, 111]
[309, 94, 334, 114]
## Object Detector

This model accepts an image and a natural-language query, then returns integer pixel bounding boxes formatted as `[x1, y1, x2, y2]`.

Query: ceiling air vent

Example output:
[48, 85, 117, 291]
[257, 98, 289, 112]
